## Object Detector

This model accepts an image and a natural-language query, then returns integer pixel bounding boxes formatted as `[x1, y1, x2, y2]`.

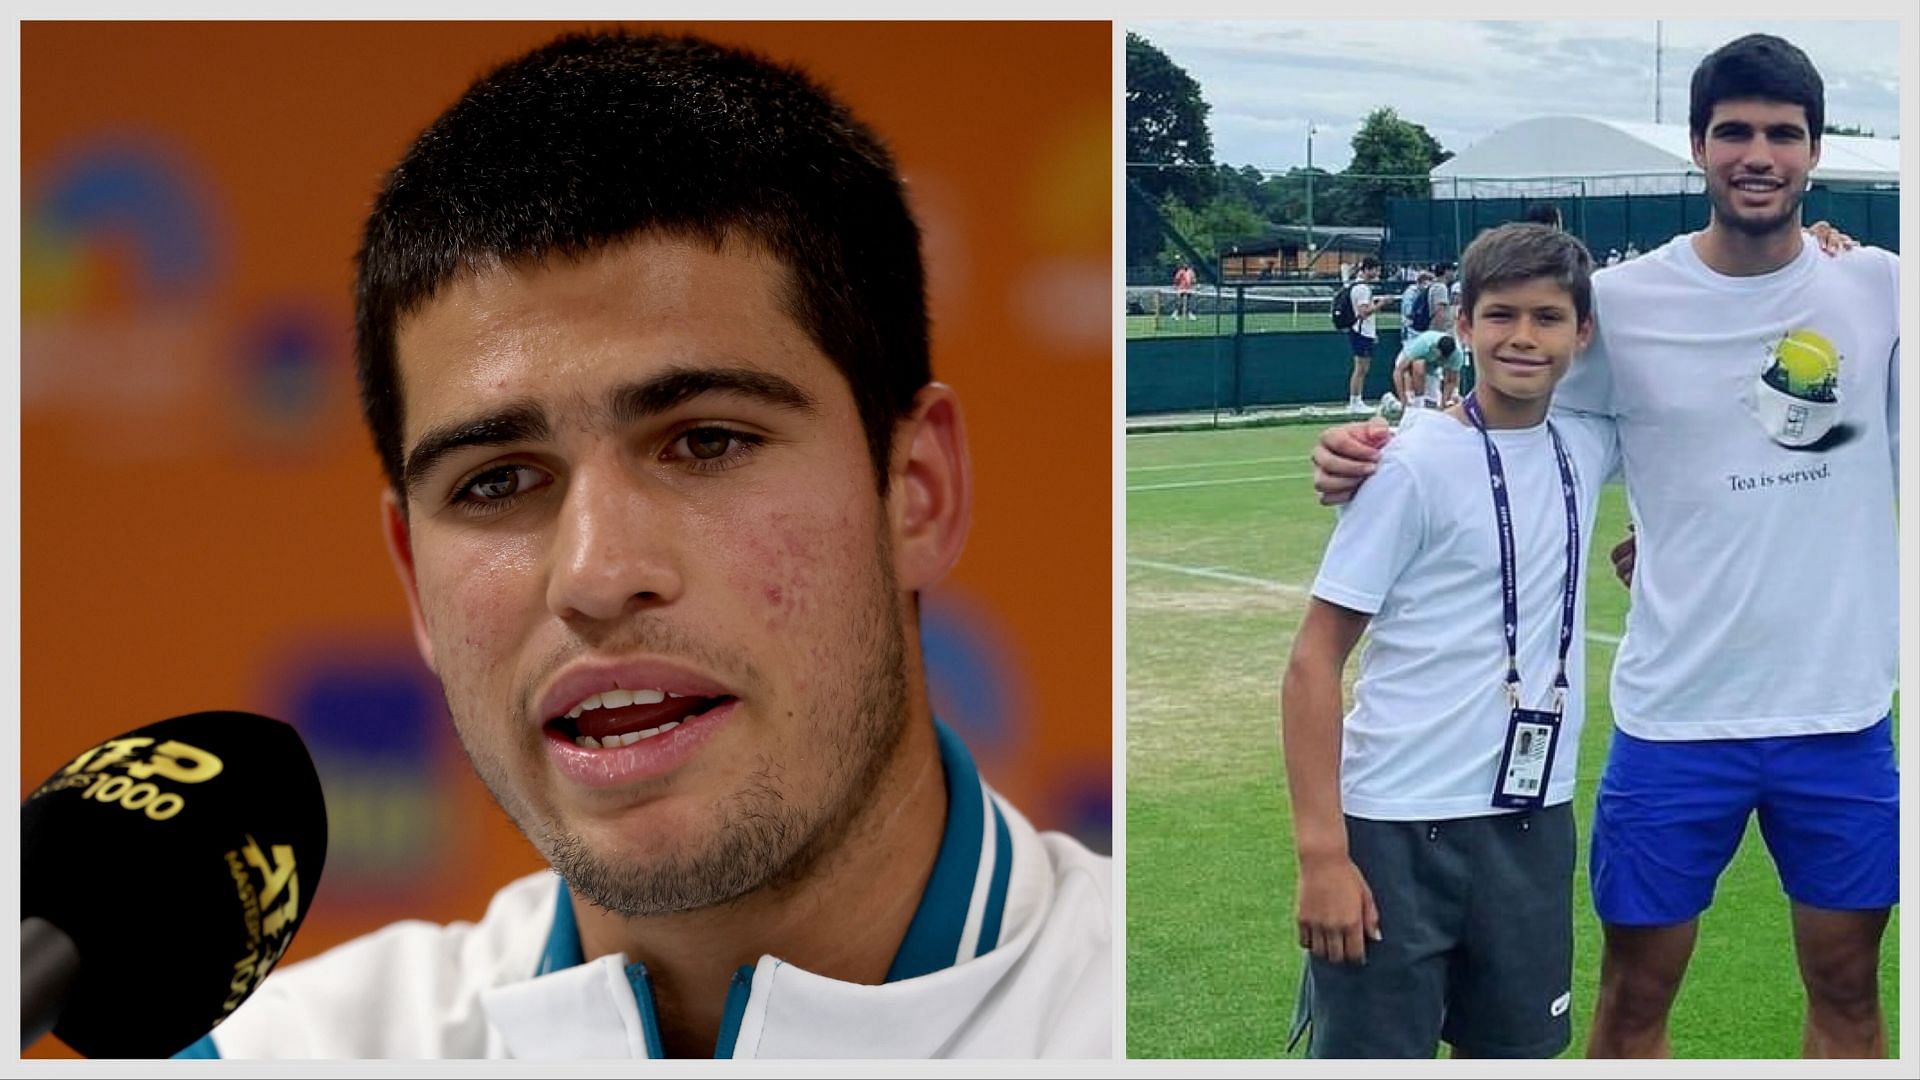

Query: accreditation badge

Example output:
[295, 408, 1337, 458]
[1492, 707, 1562, 810]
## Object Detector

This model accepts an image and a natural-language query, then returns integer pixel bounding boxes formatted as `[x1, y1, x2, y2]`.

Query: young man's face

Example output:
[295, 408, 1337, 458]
[384, 234, 920, 916]
[1459, 278, 1592, 407]
[1693, 97, 1821, 239]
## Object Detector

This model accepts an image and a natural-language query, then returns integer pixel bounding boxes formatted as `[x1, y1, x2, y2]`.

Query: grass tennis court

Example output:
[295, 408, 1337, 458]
[1124, 422, 1900, 1059]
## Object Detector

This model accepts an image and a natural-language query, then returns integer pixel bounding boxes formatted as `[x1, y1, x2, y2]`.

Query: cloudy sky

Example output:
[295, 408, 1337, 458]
[1131, 20, 1902, 175]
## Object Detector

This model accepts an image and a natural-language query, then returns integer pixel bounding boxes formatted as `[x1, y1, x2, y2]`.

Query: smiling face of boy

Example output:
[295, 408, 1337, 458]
[1457, 277, 1593, 421]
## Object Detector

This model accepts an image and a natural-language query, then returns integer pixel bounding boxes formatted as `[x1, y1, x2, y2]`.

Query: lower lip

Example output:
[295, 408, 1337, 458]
[1496, 357, 1550, 373]
[542, 699, 737, 789]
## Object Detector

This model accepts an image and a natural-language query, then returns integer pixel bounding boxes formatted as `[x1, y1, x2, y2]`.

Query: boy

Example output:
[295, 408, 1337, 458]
[1281, 223, 1617, 1058]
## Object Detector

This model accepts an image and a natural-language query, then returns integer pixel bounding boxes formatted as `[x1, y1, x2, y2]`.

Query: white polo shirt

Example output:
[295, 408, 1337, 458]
[179, 723, 1112, 1059]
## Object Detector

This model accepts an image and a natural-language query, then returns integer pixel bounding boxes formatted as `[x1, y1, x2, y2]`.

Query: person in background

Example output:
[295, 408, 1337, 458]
[1345, 256, 1389, 414]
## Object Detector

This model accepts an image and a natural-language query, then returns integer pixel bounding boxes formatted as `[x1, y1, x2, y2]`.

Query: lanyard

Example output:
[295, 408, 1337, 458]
[1461, 394, 1580, 713]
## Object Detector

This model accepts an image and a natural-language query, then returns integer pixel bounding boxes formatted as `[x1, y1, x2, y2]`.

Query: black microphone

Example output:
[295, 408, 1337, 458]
[21, 711, 328, 1058]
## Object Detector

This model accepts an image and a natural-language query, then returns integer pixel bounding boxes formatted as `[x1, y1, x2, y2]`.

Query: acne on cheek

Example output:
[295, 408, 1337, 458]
[732, 503, 873, 637]
[737, 511, 826, 629]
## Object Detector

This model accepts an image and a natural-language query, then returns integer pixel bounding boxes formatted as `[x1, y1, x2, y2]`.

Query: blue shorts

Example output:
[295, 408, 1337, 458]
[1346, 330, 1376, 360]
[1590, 716, 1899, 926]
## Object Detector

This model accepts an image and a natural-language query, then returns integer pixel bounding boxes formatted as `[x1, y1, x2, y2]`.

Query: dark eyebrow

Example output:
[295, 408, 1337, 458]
[400, 365, 817, 499]
[607, 365, 818, 425]
[403, 402, 549, 498]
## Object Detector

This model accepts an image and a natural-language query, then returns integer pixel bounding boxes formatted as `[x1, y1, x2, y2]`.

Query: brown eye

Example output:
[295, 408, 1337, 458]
[449, 463, 551, 515]
[465, 465, 541, 501]
[666, 426, 765, 471]
[685, 428, 734, 460]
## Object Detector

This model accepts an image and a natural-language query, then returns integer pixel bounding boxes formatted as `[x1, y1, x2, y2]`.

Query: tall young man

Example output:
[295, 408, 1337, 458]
[1569, 35, 1898, 1059]
[175, 30, 1111, 1060]
[1310, 33, 1899, 1059]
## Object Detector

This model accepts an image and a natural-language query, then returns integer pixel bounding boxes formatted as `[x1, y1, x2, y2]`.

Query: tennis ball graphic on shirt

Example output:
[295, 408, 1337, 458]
[1762, 329, 1841, 401]
[1753, 327, 1843, 447]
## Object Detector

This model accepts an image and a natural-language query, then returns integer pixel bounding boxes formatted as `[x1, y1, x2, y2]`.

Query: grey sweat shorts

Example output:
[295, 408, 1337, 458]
[1290, 804, 1576, 1059]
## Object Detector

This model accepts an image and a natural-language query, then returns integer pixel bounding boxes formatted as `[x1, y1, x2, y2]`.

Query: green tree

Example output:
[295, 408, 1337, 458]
[1823, 122, 1875, 137]
[1156, 192, 1269, 271]
[1126, 32, 1214, 268]
[1339, 108, 1452, 224]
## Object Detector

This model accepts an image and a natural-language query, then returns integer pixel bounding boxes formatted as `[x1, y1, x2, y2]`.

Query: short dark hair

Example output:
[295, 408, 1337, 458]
[1358, 255, 1380, 272]
[1435, 335, 1456, 358]
[1522, 202, 1562, 229]
[1689, 33, 1824, 145]
[1458, 223, 1594, 325]
[355, 30, 930, 498]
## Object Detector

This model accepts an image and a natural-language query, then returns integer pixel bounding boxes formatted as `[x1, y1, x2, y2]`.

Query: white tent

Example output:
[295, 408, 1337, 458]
[1430, 116, 1899, 199]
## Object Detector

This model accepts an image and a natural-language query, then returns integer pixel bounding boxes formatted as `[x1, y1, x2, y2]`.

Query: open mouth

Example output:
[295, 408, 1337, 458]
[545, 689, 737, 749]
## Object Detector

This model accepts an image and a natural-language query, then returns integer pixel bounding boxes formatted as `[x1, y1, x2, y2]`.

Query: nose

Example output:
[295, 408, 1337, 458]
[1736, 132, 1776, 172]
[545, 455, 684, 622]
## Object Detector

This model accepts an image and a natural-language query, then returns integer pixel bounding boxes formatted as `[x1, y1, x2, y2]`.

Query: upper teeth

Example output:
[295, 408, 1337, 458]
[566, 688, 678, 719]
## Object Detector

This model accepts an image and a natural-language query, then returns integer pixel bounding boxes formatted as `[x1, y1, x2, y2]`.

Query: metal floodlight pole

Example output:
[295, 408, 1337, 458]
[1305, 122, 1316, 274]
[1654, 21, 1664, 124]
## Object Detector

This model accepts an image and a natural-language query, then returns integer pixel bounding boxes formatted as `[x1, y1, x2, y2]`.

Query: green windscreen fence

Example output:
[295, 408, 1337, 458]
[1386, 188, 1897, 266]
[1127, 329, 1407, 416]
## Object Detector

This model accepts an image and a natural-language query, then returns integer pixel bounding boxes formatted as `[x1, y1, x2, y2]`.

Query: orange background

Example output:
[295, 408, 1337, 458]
[20, 21, 1112, 1058]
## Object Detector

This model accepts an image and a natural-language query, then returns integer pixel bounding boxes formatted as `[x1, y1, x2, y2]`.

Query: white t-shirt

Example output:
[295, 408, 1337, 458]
[1351, 281, 1378, 340]
[1311, 407, 1619, 820]
[1553, 233, 1900, 740]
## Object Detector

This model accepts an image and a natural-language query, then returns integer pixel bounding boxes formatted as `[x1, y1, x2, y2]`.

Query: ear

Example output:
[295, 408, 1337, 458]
[381, 488, 438, 673]
[887, 382, 973, 592]
[1575, 311, 1596, 352]
[1690, 131, 1708, 170]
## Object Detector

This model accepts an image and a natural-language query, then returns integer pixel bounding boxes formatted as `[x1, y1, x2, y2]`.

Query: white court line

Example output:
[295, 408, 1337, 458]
[1129, 557, 1626, 646]
[1127, 472, 1310, 493]
[1126, 558, 1308, 595]
[1127, 455, 1309, 473]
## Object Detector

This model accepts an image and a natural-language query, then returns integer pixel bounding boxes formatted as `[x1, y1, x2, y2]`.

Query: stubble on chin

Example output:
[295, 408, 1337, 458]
[1711, 182, 1806, 238]
[445, 541, 913, 919]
